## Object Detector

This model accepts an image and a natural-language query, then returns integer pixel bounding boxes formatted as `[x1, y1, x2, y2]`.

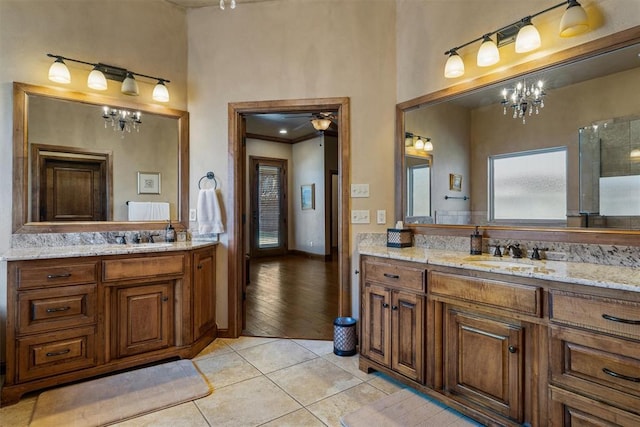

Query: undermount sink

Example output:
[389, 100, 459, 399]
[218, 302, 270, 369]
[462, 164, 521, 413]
[128, 242, 174, 248]
[461, 257, 554, 273]
[467, 260, 537, 270]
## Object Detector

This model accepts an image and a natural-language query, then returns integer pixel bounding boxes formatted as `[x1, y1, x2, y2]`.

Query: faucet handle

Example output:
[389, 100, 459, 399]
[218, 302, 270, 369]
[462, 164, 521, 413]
[490, 244, 502, 257]
[115, 235, 127, 245]
[530, 247, 549, 260]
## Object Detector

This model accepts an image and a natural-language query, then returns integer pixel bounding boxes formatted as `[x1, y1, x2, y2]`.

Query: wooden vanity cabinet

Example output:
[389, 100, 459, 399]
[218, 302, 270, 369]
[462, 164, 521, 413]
[549, 289, 640, 426]
[360, 256, 425, 383]
[2, 244, 217, 405]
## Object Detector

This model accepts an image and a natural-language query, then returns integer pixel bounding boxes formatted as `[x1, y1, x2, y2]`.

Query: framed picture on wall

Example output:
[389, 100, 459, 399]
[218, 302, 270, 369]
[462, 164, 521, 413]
[137, 172, 161, 194]
[449, 173, 462, 192]
[301, 184, 315, 210]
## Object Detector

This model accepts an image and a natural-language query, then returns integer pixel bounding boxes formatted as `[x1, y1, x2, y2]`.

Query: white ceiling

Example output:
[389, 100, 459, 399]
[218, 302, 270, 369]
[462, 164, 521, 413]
[165, 0, 269, 8]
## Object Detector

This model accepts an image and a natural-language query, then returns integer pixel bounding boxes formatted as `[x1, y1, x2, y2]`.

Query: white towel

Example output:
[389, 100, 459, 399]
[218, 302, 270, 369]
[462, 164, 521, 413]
[198, 188, 225, 234]
[128, 201, 170, 221]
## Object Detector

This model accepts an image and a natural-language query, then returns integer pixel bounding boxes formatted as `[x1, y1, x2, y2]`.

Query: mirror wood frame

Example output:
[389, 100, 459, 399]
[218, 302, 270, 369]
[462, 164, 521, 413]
[12, 82, 190, 234]
[395, 26, 640, 246]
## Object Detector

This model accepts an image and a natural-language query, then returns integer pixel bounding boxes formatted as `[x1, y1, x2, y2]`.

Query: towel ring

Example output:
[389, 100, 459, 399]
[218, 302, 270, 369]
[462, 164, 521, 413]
[198, 171, 218, 189]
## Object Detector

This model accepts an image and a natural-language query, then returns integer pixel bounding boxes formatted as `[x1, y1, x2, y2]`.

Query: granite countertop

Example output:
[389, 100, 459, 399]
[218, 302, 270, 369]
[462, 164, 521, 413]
[1, 241, 218, 262]
[359, 244, 640, 293]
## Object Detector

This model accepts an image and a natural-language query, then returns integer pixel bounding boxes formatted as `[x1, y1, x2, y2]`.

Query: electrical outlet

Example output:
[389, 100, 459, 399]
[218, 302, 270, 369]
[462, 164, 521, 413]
[189, 209, 197, 221]
[351, 209, 370, 224]
[377, 209, 386, 224]
[350, 184, 370, 198]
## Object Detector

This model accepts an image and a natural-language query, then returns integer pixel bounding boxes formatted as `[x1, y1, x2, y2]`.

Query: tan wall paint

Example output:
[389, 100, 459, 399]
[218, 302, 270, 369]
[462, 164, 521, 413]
[187, 0, 397, 325]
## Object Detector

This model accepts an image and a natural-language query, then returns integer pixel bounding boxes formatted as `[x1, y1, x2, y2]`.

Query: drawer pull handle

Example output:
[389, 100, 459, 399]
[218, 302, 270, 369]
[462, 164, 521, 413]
[46, 306, 71, 313]
[46, 349, 71, 357]
[602, 368, 640, 383]
[47, 273, 71, 279]
[383, 273, 399, 279]
[602, 314, 640, 325]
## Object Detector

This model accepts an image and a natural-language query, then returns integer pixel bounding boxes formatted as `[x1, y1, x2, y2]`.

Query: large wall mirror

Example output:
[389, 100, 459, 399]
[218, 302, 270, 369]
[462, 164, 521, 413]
[397, 26, 640, 236]
[13, 82, 189, 233]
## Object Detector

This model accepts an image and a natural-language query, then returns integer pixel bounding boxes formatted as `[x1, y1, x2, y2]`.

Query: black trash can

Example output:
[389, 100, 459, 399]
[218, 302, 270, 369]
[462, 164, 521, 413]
[333, 317, 357, 356]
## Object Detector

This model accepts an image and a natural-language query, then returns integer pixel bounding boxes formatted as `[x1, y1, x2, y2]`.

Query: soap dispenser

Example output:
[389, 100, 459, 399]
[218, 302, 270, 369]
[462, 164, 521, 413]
[470, 226, 482, 255]
[165, 220, 176, 243]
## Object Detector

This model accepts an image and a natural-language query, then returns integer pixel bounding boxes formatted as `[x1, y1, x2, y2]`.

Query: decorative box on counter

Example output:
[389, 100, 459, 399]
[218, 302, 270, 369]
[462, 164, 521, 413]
[387, 228, 412, 248]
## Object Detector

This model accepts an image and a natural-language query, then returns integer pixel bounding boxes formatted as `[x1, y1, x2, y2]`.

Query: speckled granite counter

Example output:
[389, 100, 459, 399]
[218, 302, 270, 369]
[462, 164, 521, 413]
[359, 244, 640, 293]
[1, 241, 218, 262]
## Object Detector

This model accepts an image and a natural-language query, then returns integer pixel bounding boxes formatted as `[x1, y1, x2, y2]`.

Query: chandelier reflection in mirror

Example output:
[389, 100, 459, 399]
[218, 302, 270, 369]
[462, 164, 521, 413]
[501, 80, 546, 124]
[102, 107, 142, 136]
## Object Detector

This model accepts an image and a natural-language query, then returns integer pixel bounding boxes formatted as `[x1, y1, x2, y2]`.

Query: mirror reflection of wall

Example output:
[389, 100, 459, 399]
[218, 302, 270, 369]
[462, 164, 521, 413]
[405, 154, 431, 220]
[28, 95, 179, 222]
[579, 115, 640, 229]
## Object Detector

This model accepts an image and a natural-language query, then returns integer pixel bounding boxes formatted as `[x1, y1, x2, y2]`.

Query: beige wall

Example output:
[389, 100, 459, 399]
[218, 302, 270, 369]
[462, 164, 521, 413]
[187, 0, 397, 324]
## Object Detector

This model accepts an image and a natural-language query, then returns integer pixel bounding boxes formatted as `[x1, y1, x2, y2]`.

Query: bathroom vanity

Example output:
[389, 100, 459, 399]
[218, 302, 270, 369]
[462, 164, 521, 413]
[1, 242, 217, 405]
[358, 246, 640, 427]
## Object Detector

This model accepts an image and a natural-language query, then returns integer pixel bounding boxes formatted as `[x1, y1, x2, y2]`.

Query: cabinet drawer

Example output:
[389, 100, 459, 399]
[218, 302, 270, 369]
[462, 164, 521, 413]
[430, 271, 541, 316]
[15, 260, 98, 289]
[550, 326, 640, 413]
[102, 254, 185, 282]
[363, 258, 425, 291]
[17, 284, 97, 334]
[17, 326, 97, 381]
[550, 290, 640, 340]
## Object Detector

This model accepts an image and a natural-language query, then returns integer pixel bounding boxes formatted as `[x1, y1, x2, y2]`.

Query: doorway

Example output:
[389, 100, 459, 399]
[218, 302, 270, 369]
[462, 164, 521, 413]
[227, 97, 351, 338]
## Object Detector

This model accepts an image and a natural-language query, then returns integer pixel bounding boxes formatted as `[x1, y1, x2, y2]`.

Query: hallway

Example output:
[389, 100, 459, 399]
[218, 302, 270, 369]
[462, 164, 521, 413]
[243, 254, 339, 340]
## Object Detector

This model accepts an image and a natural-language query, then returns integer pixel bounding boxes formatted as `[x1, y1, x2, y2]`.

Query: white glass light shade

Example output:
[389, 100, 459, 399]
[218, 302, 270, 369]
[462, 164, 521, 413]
[477, 37, 500, 67]
[48, 59, 71, 84]
[515, 23, 541, 53]
[444, 52, 464, 78]
[121, 73, 139, 96]
[311, 118, 331, 131]
[152, 81, 170, 102]
[219, 0, 225, 10]
[230, 0, 236, 9]
[423, 139, 434, 151]
[87, 68, 108, 90]
[559, 2, 589, 37]
[631, 148, 640, 159]
[414, 138, 425, 150]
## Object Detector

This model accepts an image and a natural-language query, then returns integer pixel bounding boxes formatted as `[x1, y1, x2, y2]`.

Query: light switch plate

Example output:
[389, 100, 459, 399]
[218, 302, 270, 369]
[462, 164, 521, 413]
[350, 184, 370, 198]
[376, 209, 386, 224]
[189, 209, 197, 221]
[351, 210, 370, 224]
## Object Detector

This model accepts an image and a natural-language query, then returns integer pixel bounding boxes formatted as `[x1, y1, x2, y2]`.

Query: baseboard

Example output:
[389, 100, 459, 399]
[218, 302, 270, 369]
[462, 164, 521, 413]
[288, 249, 331, 261]
[216, 328, 232, 338]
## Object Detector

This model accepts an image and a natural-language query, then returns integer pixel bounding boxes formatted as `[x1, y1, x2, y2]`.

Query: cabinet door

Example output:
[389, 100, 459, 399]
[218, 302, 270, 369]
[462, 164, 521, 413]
[193, 248, 216, 340]
[391, 290, 424, 382]
[444, 308, 524, 423]
[115, 282, 173, 358]
[361, 283, 391, 367]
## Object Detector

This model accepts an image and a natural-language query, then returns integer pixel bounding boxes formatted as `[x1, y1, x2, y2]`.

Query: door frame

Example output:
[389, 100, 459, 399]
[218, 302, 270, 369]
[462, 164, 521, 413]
[227, 97, 351, 337]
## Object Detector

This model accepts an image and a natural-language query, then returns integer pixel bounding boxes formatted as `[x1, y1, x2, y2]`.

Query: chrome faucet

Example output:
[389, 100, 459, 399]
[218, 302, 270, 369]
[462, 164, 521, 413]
[490, 244, 503, 257]
[506, 243, 523, 258]
[530, 247, 549, 260]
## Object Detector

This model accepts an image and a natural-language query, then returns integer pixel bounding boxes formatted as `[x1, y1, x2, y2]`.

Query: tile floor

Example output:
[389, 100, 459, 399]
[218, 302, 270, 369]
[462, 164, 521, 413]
[0, 337, 482, 427]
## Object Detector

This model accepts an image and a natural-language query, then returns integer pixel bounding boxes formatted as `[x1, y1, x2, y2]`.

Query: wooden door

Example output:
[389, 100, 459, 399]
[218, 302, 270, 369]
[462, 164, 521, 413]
[39, 158, 106, 221]
[391, 290, 424, 382]
[361, 283, 391, 367]
[444, 308, 524, 423]
[193, 248, 216, 340]
[115, 282, 173, 358]
[249, 156, 288, 258]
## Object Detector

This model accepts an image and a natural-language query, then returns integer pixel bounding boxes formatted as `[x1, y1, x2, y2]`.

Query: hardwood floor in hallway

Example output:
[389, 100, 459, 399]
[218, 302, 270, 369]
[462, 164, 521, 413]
[243, 254, 339, 340]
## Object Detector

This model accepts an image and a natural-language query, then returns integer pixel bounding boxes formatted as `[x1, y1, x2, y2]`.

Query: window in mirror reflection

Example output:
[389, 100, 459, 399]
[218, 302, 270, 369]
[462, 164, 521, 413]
[406, 156, 431, 217]
[489, 147, 566, 223]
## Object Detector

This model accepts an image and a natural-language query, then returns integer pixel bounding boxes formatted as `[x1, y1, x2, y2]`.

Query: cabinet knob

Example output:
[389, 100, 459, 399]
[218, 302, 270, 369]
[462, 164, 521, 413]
[197, 264, 203, 269]
[382, 303, 389, 308]
[162, 296, 169, 302]
[508, 345, 517, 354]
[391, 305, 398, 310]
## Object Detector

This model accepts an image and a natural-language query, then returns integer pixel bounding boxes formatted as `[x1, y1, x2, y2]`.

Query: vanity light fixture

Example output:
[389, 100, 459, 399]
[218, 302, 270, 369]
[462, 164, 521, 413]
[501, 79, 546, 124]
[443, 0, 589, 78]
[46, 54, 171, 102]
[405, 132, 433, 152]
[219, 0, 236, 10]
